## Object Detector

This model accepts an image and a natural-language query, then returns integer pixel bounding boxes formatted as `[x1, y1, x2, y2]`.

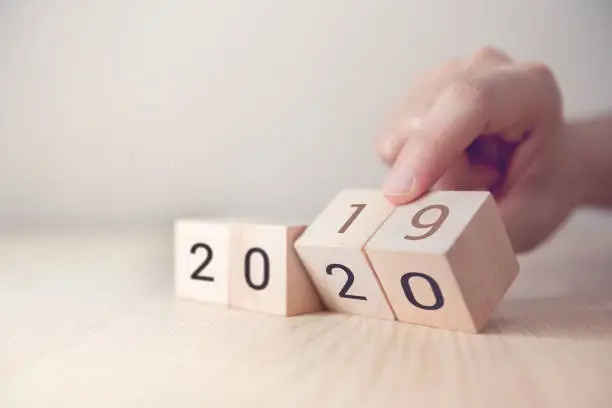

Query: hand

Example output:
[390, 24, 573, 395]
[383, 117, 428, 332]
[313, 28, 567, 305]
[376, 46, 583, 253]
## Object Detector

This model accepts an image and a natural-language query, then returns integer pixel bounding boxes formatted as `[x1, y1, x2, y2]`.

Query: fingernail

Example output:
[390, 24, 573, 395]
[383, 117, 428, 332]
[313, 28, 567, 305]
[383, 166, 414, 196]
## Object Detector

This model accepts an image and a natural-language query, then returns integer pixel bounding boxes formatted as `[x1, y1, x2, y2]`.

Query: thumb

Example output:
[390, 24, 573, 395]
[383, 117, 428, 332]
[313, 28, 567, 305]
[382, 83, 487, 204]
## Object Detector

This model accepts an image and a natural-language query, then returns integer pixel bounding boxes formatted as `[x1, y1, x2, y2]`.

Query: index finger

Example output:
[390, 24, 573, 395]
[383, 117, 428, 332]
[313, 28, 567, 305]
[381, 63, 558, 204]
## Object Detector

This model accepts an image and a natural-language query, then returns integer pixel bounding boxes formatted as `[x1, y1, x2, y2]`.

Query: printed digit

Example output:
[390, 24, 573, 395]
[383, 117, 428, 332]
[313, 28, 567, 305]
[190, 243, 214, 281]
[338, 204, 366, 233]
[244, 247, 270, 290]
[326, 263, 367, 301]
[400, 272, 444, 310]
[404, 204, 450, 240]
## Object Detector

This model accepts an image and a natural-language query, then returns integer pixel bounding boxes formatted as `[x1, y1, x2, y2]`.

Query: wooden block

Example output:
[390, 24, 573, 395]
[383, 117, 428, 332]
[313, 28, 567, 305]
[229, 220, 323, 316]
[174, 218, 238, 305]
[294, 189, 396, 320]
[364, 191, 519, 333]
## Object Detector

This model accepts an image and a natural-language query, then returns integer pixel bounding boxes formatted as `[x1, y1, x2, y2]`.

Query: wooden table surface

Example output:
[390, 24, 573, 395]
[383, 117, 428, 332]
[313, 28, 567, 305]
[1, 211, 612, 407]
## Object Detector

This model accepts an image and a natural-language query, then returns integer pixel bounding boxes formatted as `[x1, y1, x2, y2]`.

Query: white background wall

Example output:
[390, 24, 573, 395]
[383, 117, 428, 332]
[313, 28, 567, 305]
[1, 0, 611, 227]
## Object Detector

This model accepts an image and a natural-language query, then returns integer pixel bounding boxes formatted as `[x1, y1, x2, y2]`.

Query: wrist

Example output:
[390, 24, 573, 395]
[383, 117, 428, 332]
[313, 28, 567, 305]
[563, 114, 612, 207]
[560, 121, 589, 208]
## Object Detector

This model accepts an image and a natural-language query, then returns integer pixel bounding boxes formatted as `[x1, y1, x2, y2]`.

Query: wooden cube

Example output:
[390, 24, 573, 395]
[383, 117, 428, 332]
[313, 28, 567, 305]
[174, 218, 239, 305]
[364, 191, 519, 333]
[229, 220, 323, 316]
[294, 189, 396, 320]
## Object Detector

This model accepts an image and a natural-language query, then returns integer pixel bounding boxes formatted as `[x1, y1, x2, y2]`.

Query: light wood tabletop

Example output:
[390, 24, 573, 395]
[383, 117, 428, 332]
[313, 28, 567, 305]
[1, 210, 611, 407]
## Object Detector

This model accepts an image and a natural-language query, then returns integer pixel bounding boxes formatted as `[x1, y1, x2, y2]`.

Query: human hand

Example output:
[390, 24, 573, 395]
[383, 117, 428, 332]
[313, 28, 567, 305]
[376, 46, 583, 253]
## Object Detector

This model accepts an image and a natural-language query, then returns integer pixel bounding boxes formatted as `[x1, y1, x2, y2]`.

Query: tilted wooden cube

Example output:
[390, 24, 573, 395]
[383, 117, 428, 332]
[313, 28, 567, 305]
[294, 189, 396, 320]
[229, 219, 323, 316]
[364, 190, 519, 333]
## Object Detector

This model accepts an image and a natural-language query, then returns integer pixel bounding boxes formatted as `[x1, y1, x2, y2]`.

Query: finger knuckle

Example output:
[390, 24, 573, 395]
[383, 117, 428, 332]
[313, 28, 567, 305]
[444, 80, 489, 108]
[375, 136, 399, 166]
[522, 62, 554, 81]
[472, 46, 511, 62]
[521, 62, 562, 112]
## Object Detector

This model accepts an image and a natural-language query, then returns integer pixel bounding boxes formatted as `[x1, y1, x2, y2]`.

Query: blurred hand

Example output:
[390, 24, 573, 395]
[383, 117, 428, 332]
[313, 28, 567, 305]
[376, 46, 582, 253]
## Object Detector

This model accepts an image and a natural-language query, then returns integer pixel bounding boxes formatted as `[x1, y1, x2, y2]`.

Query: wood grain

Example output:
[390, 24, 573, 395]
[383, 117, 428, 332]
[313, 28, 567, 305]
[1, 211, 612, 407]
